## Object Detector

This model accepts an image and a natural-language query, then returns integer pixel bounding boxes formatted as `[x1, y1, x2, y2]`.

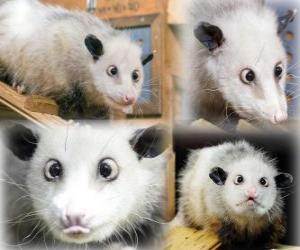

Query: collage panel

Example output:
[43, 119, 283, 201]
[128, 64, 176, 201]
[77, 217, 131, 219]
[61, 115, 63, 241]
[171, 129, 299, 249]
[0, 121, 171, 249]
[178, 0, 300, 131]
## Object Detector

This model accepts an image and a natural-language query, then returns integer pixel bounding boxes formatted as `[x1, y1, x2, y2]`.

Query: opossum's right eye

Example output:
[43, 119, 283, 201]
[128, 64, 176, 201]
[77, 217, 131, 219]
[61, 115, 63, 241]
[98, 158, 119, 181]
[44, 160, 63, 181]
[234, 175, 244, 185]
[132, 70, 141, 82]
[259, 177, 269, 187]
[274, 63, 283, 79]
[107, 65, 118, 77]
[240, 69, 255, 84]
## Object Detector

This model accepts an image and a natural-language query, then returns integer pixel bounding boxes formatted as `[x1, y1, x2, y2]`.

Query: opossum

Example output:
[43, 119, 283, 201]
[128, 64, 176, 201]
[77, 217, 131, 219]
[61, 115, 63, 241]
[183, 0, 297, 129]
[0, 0, 153, 118]
[1, 123, 168, 249]
[176, 141, 293, 250]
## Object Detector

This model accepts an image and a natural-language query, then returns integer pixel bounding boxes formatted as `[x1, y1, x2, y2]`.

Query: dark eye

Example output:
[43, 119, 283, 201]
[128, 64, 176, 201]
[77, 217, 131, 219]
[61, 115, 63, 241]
[274, 63, 283, 79]
[240, 69, 255, 84]
[98, 158, 119, 181]
[132, 70, 141, 82]
[234, 175, 244, 185]
[259, 177, 269, 187]
[107, 65, 118, 77]
[44, 160, 63, 181]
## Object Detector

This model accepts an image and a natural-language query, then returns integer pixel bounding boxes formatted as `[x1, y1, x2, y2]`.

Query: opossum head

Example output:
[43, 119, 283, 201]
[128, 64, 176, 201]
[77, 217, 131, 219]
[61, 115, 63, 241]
[194, 8, 296, 124]
[5, 124, 168, 244]
[85, 34, 153, 112]
[209, 155, 293, 217]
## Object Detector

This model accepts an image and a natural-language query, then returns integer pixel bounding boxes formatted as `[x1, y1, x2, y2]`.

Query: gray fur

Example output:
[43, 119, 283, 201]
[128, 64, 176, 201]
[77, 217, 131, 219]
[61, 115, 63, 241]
[211, 141, 276, 170]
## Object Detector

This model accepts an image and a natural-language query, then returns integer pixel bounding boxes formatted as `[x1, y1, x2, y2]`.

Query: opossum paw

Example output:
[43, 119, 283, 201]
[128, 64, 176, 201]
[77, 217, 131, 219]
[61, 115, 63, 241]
[16, 85, 26, 94]
[12, 82, 26, 94]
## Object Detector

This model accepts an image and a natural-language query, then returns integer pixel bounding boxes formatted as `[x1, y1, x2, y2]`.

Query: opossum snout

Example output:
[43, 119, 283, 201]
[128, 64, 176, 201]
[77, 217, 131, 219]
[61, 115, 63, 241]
[270, 111, 288, 124]
[123, 95, 136, 105]
[61, 206, 91, 235]
[63, 213, 87, 228]
[246, 187, 257, 199]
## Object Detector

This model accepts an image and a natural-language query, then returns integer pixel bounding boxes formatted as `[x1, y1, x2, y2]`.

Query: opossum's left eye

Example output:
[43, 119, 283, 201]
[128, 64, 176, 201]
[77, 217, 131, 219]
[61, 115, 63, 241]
[98, 158, 119, 181]
[259, 177, 269, 187]
[234, 175, 244, 185]
[240, 69, 255, 84]
[44, 159, 63, 182]
[274, 63, 283, 79]
[107, 65, 118, 77]
[132, 70, 141, 82]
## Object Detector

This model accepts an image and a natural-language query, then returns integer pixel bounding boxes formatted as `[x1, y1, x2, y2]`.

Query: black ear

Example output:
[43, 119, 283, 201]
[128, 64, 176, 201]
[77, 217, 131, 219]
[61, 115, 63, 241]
[209, 167, 228, 185]
[278, 9, 297, 33]
[194, 22, 225, 51]
[4, 124, 39, 161]
[129, 125, 169, 159]
[142, 53, 154, 66]
[84, 34, 104, 60]
[275, 173, 293, 188]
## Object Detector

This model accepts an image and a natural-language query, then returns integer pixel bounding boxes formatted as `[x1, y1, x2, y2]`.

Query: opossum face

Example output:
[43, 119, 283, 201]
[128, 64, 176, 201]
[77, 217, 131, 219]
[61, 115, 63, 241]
[5, 124, 167, 244]
[194, 9, 296, 124]
[85, 34, 153, 112]
[209, 157, 293, 217]
[209, 33, 288, 125]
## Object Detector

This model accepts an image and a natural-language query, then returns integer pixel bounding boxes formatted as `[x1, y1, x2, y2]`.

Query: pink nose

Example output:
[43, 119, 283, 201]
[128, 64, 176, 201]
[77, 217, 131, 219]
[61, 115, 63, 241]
[124, 95, 136, 105]
[63, 213, 86, 227]
[271, 112, 287, 124]
[246, 187, 257, 199]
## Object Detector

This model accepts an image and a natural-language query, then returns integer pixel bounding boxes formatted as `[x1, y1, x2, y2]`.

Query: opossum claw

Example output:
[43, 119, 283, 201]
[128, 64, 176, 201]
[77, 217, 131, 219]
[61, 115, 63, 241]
[12, 81, 26, 94]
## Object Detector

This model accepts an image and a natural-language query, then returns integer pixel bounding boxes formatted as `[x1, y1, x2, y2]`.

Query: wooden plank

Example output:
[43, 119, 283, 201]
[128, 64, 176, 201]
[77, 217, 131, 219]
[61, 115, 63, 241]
[165, 151, 176, 221]
[41, 0, 86, 10]
[0, 82, 58, 114]
[165, 227, 221, 250]
[166, 26, 183, 77]
[24, 95, 58, 115]
[0, 104, 24, 119]
[167, 0, 185, 25]
[95, 0, 162, 20]
[278, 245, 300, 250]
[165, 227, 297, 250]
[0, 82, 65, 126]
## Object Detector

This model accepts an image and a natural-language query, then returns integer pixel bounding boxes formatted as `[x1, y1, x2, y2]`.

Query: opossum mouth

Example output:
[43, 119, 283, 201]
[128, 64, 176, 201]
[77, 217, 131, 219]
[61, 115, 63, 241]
[237, 199, 264, 208]
[106, 96, 135, 107]
[233, 107, 256, 121]
[234, 107, 275, 124]
[63, 226, 91, 237]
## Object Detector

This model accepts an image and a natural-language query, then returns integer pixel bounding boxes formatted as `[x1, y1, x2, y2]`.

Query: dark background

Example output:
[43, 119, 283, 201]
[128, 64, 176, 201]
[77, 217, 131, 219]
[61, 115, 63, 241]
[173, 127, 299, 246]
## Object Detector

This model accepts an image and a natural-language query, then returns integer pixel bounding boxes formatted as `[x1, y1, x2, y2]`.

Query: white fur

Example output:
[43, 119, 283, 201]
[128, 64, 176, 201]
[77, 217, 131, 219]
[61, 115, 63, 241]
[2, 123, 166, 248]
[183, 0, 289, 126]
[0, 0, 144, 112]
[176, 141, 283, 228]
